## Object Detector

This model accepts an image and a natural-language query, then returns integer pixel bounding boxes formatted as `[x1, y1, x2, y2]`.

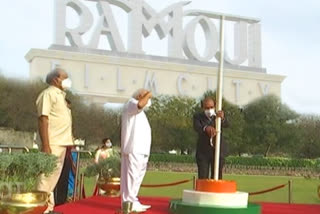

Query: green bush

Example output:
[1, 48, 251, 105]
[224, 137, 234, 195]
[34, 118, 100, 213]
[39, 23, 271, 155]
[149, 154, 319, 169]
[0, 153, 57, 191]
[84, 152, 120, 178]
[149, 154, 194, 163]
[79, 152, 94, 159]
[225, 156, 318, 169]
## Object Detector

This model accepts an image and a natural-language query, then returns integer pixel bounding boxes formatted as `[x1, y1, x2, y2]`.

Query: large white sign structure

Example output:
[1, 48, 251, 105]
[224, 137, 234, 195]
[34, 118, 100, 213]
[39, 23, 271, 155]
[26, 0, 284, 106]
[54, 0, 262, 67]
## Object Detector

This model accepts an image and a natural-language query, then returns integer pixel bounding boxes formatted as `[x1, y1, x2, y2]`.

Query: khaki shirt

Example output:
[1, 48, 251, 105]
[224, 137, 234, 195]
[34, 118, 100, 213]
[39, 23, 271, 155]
[36, 86, 73, 146]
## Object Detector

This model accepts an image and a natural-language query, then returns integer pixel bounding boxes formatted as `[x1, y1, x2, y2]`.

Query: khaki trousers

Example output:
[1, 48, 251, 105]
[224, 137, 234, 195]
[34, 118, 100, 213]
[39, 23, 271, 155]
[37, 145, 66, 212]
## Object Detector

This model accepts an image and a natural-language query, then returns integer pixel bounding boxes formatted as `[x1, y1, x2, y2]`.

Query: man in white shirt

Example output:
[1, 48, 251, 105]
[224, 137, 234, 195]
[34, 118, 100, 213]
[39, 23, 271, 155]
[120, 89, 152, 212]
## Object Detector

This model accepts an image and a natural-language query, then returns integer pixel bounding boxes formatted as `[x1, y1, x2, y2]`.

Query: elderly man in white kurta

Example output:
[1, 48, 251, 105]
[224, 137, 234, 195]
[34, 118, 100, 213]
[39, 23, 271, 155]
[120, 89, 152, 212]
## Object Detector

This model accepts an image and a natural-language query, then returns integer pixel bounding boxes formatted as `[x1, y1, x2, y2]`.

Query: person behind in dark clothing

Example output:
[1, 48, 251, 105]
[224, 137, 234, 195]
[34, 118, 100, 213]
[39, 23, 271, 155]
[193, 97, 229, 179]
[54, 98, 75, 205]
[54, 148, 73, 205]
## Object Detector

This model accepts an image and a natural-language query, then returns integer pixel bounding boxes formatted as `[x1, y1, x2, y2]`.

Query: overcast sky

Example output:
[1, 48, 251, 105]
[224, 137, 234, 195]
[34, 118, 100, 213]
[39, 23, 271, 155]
[0, 0, 319, 114]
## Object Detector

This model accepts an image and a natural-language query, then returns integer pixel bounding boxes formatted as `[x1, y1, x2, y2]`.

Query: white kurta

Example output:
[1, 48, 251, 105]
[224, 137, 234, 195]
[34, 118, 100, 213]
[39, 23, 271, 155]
[120, 98, 152, 204]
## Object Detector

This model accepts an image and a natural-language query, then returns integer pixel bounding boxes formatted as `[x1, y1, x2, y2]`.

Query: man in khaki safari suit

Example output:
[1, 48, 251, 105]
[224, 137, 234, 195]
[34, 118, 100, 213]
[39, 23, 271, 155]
[36, 67, 73, 214]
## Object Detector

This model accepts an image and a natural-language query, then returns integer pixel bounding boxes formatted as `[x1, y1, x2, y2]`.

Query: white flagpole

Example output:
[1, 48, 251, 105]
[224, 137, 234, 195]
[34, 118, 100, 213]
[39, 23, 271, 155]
[213, 15, 225, 180]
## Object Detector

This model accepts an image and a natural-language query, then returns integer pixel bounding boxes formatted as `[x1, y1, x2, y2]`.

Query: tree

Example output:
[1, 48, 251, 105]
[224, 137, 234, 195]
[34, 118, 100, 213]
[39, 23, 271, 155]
[147, 95, 197, 153]
[292, 115, 320, 158]
[0, 75, 121, 147]
[66, 93, 122, 147]
[0, 76, 46, 131]
[243, 95, 298, 157]
[1, 75, 316, 158]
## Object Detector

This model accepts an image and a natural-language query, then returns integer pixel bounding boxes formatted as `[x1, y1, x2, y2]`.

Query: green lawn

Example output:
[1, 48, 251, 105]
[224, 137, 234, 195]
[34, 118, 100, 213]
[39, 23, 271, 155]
[84, 171, 320, 204]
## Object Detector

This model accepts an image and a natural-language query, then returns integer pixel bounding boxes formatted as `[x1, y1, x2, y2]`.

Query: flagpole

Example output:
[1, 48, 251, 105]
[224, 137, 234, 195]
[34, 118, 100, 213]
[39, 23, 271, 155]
[214, 15, 225, 180]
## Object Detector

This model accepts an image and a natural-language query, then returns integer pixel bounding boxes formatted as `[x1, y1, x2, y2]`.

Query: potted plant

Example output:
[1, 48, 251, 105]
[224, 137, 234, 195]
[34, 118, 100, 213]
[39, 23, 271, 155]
[0, 152, 57, 214]
[84, 152, 121, 196]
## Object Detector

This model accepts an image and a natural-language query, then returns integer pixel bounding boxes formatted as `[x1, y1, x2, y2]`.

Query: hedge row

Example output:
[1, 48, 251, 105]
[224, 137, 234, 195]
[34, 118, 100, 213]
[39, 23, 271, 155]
[149, 154, 194, 163]
[72, 152, 320, 169]
[225, 156, 320, 168]
[148, 154, 320, 169]
[27, 149, 95, 159]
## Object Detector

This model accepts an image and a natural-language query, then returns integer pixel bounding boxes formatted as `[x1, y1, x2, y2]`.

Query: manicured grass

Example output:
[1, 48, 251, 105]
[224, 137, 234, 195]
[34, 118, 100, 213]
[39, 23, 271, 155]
[226, 174, 319, 204]
[84, 171, 320, 204]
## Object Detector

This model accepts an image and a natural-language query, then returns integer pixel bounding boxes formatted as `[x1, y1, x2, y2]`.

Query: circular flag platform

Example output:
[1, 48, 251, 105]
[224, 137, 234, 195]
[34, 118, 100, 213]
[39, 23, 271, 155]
[169, 199, 261, 214]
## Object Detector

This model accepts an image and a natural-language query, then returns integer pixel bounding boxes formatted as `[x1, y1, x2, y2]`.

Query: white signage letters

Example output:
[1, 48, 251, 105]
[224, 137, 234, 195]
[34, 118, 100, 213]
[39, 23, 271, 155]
[258, 82, 270, 96]
[84, 64, 89, 88]
[54, 0, 94, 47]
[232, 80, 242, 103]
[79, 65, 271, 102]
[88, 2, 125, 51]
[54, 0, 262, 67]
[126, 0, 189, 57]
[117, 68, 125, 92]
[183, 16, 219, 61]
[144, 71, 158, 95]
[177, 74, 189, 95]
[51, 60, 61, 70]
[248, 23, 262, 67]
[224, 21, 248, 65]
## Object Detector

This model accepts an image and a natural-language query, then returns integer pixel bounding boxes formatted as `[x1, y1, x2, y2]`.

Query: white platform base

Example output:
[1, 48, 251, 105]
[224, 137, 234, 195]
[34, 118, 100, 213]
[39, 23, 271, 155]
[182, 190, 249, 208]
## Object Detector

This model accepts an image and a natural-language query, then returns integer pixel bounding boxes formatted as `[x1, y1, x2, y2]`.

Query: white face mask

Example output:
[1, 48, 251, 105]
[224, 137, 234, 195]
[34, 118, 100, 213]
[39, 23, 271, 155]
[61, 78, 72, 90]
[105, 142, 112, 148]
[204, 108, 216, 117]
[145, 99, 152, 108]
